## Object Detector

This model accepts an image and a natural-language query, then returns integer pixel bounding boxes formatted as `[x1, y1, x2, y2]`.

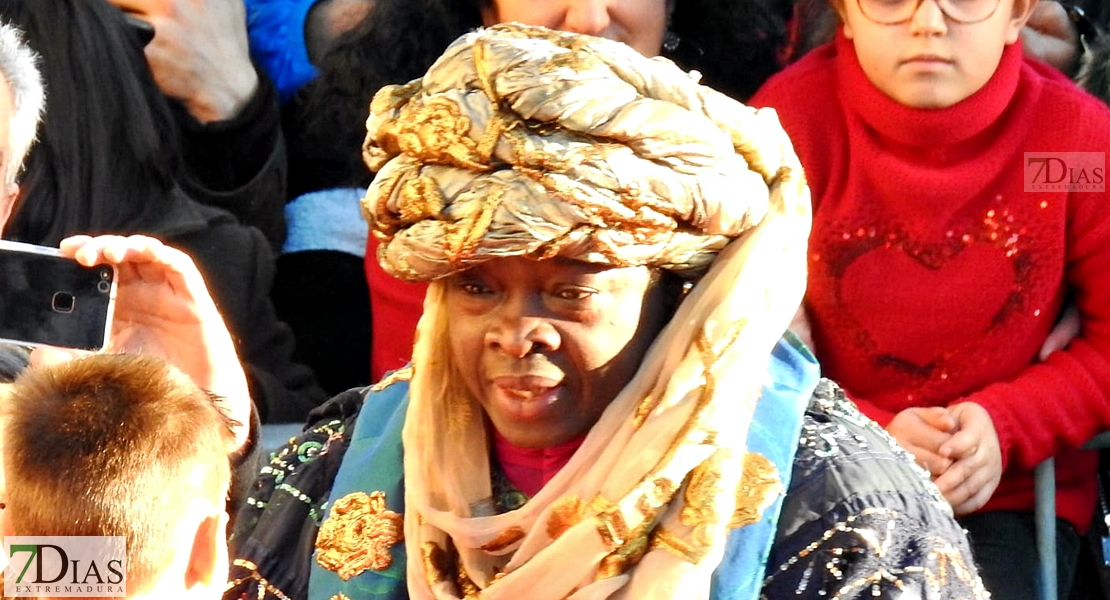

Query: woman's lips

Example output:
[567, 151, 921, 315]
[490, 376, 563, 420]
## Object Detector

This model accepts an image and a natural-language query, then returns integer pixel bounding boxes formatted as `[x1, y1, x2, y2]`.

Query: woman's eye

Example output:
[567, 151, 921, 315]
[458, 281, 491, 295]
[554, 287, 596, 301]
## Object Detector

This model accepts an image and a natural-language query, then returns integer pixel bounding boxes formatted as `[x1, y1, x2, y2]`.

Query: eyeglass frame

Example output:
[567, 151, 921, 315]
[855, 0, 1003, 25]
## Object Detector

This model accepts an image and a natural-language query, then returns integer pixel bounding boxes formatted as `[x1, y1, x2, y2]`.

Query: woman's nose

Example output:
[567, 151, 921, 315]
[561, 0, 612, 37]
[486, 297, 561, 358]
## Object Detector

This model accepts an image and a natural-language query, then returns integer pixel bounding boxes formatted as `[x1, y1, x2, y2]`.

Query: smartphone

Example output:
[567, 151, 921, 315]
[0, 241, 116, 351]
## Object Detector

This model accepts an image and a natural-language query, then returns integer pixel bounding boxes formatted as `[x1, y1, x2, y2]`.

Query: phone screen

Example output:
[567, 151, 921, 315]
[0, 244, 115, 351]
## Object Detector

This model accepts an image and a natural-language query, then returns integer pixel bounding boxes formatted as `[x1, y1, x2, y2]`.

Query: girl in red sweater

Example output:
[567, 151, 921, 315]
[752, 0, 1110, 597]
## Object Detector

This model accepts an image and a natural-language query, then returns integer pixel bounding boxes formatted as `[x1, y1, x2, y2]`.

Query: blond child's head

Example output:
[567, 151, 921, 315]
[0, 353, 236, 599]
[833, 0, 1038, 107]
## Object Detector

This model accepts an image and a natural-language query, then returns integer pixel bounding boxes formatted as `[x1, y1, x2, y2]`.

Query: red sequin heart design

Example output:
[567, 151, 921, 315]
[840, 243, 1014, 369]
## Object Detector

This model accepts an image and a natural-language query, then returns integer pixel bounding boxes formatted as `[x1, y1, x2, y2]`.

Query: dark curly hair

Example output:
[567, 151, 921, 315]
[286, 0, 791, 197]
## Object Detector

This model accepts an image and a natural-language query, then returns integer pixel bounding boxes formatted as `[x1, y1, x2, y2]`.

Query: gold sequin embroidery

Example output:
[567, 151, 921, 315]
[635, 477, 679, 519]
[680, 451, 726, 553]
[479, 526, 526, 553]
[422, 542, 449, 585]
[729, 452, 782, 529]
[315, 491, 404, 580]
[649, 527, 705, 564]
[597, 522, 652, 580]
[369, 365, 414, 392]
[547, 495, 587, 540]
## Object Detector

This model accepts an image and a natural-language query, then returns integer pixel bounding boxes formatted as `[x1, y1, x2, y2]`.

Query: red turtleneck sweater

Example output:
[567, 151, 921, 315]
[752, 33, 1110, 531]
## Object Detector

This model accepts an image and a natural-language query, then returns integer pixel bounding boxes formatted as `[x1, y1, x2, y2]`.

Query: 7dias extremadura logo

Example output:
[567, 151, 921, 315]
[1025, 152, 1105, 192]
[2, 537, 126, 597]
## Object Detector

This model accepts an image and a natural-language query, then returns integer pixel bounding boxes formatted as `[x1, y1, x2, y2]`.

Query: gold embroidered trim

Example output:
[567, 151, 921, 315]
[597, 522, 652, 580]
[595, 509, 630, 551]
[635, 477, 679, 519]
[457, 563, 482, 599]
[547, 495, 587, 540]
[680, 451, 725, 552]
[370, 365, 414, 392]
[422, 542, 449, 585]
[729, 452, 782, 529]
[649, 527, 708, 564]
[229, 559, 296, 600]
[315, 491, 404, 580]
[479, 526, 526, 553]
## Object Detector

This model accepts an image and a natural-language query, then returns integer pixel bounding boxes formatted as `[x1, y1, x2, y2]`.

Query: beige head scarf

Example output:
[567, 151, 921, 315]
[362, 23, 811, 600]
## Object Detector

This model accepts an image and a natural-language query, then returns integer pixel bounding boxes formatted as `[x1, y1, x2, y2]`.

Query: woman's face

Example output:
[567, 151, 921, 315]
[446, 257, 671, 448]
[482, 0, 669, 57]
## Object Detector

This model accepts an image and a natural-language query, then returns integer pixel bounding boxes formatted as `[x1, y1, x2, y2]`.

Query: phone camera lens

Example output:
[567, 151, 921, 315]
[99, 269, 111, 280]
[52, 292, 76, 314]
[97, 280, 111, 294]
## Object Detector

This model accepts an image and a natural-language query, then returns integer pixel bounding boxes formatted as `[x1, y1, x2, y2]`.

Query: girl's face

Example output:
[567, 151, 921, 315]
[838, 0, 1034, 108]
[483, 0, 669, 57]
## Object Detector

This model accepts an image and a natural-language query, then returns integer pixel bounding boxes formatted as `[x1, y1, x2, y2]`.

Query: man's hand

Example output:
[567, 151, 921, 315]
[886, 406, 957, 477]
[1021, 1, 1082, 76]
[36, 235, 252, 452]
[108, 0, 259, 123]
[934, 402, 1003, 515]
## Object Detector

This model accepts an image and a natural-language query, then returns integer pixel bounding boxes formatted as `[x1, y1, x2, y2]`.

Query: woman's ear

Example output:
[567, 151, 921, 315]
[480, 2, 499, 27]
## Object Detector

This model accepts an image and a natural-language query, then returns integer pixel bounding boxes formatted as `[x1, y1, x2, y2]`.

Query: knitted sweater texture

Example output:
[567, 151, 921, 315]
[752, 32, 1110, 531]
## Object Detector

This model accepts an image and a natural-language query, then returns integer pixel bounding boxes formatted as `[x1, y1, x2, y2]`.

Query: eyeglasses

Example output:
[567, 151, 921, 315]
[856, 0, 1002, 24]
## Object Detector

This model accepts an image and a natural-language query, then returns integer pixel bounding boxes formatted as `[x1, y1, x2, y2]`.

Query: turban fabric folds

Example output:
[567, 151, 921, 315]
[362, 23, 801, 280]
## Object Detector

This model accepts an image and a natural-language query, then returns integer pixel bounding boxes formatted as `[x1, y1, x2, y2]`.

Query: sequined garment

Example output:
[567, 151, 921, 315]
[762, 380, 987, 599]
[226, 376, 986, 600]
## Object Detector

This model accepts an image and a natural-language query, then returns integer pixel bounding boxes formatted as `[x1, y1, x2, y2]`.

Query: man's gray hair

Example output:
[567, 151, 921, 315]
[0, 22, 43, 185]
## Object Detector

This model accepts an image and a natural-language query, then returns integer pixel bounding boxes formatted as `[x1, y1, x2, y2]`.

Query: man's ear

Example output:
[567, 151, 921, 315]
[1007, 0, 1040, 43]
[183, 512, 228, 592]
[0, 183, 18, 237]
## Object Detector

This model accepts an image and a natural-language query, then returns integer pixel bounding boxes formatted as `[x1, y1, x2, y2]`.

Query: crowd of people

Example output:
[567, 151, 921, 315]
[0, 0, 1106, 599]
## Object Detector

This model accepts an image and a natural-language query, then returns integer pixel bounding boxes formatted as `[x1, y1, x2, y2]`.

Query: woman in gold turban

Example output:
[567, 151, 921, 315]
[227, 24, 986, 600]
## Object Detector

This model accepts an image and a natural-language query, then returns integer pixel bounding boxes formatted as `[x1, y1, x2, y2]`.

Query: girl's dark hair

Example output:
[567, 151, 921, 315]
[286, 0, 790, 197]
[0, 0, 187, 246]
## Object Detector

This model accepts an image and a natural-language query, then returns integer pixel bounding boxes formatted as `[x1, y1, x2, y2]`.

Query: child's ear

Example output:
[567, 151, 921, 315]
[829, 0, 854, 38]
[184, 512, 228, 593]
[1006, 0, 1040, 43]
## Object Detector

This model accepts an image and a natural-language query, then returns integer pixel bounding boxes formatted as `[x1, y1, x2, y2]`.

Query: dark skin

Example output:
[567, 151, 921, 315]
[445, 258, 673, 449]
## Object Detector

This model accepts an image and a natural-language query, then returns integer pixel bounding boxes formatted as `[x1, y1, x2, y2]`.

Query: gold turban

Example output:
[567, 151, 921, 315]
[361, 23, 800, 281]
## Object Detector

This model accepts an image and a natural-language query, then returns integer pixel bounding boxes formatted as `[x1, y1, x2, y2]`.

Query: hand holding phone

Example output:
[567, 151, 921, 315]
[55, 235, 252, 451]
